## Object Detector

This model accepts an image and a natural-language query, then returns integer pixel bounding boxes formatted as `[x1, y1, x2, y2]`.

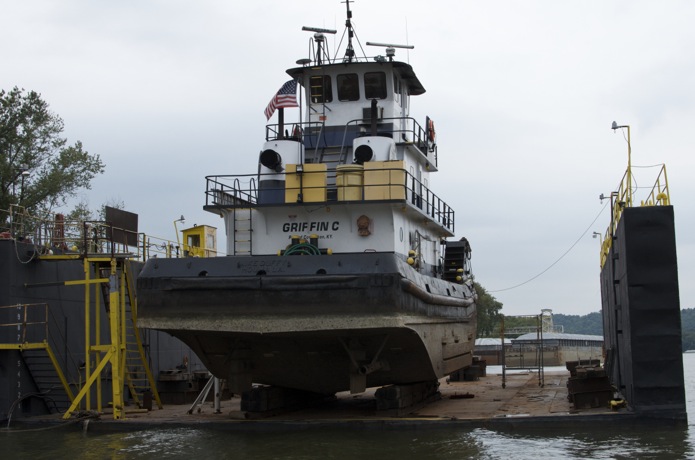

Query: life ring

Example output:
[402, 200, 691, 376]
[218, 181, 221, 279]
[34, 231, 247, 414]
[428, 119, 436, 143]
[292, 125, 303, 139]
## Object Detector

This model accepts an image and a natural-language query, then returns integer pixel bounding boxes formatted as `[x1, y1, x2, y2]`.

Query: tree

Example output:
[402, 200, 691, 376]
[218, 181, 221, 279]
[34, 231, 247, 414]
[0, 87, 105, 223]
[65, 198, 125, 222]
[474, 282, 503, 337]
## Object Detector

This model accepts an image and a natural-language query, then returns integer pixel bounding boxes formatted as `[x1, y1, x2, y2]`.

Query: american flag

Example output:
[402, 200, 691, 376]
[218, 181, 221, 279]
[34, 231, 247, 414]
[264, 79, 299, 120]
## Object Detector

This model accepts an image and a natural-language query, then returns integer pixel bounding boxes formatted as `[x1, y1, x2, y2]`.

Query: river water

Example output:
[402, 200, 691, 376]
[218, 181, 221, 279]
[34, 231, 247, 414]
[3, 355, 695, 459]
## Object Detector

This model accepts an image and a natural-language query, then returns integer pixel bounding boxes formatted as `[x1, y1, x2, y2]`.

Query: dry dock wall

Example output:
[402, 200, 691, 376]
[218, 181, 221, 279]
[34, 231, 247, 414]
[0, 240, 204, 421]
[600, 206, 686, 418]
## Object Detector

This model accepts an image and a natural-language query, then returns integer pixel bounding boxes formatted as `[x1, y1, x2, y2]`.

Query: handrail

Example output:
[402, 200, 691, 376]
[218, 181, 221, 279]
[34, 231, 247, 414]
[264, 116, 437, 168]
[204, 165, 455, 233]
[642, 164, 670, 207]
[0, 303, 78, 400]
[599, 164, 671, 268]
[0, 206, 222, 261]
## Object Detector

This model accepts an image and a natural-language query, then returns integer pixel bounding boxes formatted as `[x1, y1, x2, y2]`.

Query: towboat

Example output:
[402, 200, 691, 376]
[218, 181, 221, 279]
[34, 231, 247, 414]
[137, 2, 477, 396]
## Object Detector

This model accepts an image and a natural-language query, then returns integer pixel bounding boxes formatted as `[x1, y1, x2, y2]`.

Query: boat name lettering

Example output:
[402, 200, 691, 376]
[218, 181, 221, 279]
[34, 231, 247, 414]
[237, 260, 285, 273]
[282, 221, 339, 232]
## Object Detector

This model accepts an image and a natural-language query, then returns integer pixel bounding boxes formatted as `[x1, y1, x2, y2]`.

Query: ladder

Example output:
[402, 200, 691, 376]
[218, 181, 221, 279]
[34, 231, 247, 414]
[123, 260, 162, 410]
[233, 208, 253, 255]
[22, 346, 74, 413]
[60, 257, 162, 419]
[0, 303, 76, 415]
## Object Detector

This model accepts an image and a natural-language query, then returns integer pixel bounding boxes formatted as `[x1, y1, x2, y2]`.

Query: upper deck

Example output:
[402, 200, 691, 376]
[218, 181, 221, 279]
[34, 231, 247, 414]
[203, 158, 455, 235]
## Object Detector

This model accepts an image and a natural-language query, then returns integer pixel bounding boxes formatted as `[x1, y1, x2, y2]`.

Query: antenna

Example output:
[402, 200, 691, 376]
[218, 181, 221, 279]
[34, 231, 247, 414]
[302, 26, 337, 34]
[302, 26, 337, 65]
[343, 0, 355, 62]
[366, 42, 415, 49]
[366, 42, 414, 61]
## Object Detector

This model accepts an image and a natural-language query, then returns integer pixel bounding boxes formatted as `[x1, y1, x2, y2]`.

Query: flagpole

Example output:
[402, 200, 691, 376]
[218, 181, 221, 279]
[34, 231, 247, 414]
[278, 108, 284, 139]
[298, 79, 303, 163]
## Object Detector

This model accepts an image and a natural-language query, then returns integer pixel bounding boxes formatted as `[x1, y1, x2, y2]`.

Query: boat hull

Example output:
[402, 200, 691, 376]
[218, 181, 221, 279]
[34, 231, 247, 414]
[137, 252, 476, 394]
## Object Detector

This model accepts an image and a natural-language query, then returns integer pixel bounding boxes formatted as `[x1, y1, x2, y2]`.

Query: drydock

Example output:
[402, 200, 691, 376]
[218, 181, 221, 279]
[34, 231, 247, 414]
[2, 4, 686, 432]
[14, 367, 681, 433]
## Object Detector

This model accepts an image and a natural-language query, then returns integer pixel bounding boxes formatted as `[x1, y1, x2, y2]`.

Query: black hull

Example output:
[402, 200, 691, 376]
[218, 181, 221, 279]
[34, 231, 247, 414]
[137, 252, 477, 394]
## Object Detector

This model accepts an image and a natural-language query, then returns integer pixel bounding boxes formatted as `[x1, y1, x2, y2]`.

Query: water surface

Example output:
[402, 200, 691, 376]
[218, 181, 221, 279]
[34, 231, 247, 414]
[3, 355, 694, 459]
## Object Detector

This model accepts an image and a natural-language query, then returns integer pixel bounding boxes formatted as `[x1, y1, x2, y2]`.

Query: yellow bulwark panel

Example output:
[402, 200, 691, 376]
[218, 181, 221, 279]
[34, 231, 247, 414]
[183, 225, 217, 257]
[336, 164, 364, 201]
[285, 164, 327, 203]
[364, 160, 406, 200]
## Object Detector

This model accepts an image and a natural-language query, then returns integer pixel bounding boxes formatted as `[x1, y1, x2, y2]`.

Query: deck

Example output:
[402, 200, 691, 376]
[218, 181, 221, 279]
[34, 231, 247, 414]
[15, 368, 667, 432]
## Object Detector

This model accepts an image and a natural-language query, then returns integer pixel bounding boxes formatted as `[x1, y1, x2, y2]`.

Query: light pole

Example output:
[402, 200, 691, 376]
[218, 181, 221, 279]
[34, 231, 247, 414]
[173, 215, 185, 256]
[611, 121, 632, 207]
[592, 231, 603, 267]
[592, 231, 603, 246]
[19, 167, 30, 205]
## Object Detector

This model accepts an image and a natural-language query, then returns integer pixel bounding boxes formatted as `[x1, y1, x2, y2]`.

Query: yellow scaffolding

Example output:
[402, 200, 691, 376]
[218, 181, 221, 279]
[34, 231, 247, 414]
[56, 256, 162, 420]
[3, 213, 188, 420]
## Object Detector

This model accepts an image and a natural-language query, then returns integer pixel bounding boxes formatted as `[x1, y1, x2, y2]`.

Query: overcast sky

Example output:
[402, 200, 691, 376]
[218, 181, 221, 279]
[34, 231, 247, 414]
[3, 1, 694, 317]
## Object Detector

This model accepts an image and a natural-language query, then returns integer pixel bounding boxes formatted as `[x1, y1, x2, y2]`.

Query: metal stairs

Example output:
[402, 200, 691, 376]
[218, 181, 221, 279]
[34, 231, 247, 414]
[0, 303, 76, 416]
[22, 347, 73, 413]
[122, 260, 162, 410]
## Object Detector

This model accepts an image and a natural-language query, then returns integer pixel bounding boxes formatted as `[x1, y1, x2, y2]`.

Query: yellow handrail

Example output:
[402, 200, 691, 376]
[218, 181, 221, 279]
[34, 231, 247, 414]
[599, 164, 671, 268]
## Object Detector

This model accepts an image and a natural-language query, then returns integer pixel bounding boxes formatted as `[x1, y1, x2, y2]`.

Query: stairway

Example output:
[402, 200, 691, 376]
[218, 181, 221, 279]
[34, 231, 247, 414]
[123, 260, 162, 410]
[22, 347, 73, 414]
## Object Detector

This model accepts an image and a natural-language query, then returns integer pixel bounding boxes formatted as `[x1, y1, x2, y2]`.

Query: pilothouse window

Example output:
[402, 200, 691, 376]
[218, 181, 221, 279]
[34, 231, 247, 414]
[310, 75, 332, 103]
[337, 73, 360, 101]
[365, 72, 387, 99]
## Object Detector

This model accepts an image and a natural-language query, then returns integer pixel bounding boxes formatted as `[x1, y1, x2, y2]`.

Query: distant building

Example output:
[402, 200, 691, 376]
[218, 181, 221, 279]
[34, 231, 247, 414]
[510, 332, 604, 367]
[474, 333, 604, 367]
[473, 338, 511, 365]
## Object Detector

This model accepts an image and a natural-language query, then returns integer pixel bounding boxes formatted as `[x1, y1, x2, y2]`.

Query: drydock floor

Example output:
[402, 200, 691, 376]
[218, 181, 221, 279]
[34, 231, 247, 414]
[15, 368, 652, 432]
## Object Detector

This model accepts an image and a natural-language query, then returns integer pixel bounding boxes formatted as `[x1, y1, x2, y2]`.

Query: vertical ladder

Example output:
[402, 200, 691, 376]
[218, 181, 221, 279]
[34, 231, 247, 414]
[319, 146, 345, 194]
[318, 146, 346, 168]
[233, 208, 253, 255]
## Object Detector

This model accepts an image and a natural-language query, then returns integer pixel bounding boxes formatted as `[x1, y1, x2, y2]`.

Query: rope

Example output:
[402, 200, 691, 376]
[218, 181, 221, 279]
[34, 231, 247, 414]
[2, 389, 98, 431]
[489, 200, 609, 293]
[283, 242, 321, 256]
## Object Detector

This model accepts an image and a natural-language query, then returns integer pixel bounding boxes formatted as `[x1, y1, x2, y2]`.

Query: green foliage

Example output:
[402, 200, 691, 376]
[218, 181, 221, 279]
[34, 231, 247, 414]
[66, 199, 93, 222]
[66, 198, 125, 222]
[552, 312, 603, 335]
[525, 309, 695, 352]
[0, 87, 105, 221]
[502, 315, 539, 330]
[474, 282, 503, 338]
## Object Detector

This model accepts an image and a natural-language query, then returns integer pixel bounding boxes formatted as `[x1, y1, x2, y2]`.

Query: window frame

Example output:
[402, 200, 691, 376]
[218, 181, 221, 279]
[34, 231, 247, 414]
[364, 71, 387, 100]
[337, 73, 360, 101]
